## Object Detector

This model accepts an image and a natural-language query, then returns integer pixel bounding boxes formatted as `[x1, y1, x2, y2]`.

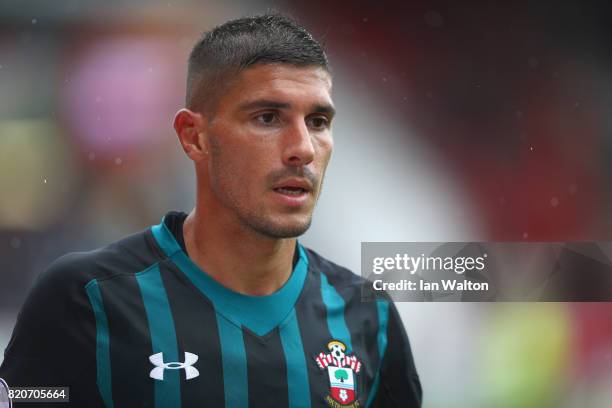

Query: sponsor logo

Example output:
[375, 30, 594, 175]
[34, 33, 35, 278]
[149, 352, 199, 381]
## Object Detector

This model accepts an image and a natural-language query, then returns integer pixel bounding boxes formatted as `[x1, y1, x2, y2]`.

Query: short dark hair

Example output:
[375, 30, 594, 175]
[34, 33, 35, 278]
[186, 13, 330, 114]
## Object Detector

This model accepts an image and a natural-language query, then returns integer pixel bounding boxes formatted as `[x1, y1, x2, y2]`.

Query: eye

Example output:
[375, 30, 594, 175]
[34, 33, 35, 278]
[306, 115, 330, 130]
[255, 112, 279, 125]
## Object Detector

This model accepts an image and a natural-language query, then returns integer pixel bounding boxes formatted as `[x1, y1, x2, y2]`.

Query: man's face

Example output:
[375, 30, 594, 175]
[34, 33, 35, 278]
[203, 63, 335, 238]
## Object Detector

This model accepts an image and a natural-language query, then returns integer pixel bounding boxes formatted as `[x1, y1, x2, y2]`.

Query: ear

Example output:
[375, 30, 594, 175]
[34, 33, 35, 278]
[173, 108, 208, 162]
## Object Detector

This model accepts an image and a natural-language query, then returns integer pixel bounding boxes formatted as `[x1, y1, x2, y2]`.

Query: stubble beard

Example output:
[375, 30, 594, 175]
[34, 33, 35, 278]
[208, 138, 320, 239]
[214, 180, 316, 239]
[245, 212, 314, 239]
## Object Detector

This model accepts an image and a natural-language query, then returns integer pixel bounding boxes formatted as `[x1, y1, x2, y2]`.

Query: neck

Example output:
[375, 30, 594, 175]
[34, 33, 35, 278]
[182, 205, 297, 297]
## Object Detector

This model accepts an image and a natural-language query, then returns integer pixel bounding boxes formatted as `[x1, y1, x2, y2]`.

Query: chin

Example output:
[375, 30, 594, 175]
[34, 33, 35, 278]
[250, 216, 313, 239]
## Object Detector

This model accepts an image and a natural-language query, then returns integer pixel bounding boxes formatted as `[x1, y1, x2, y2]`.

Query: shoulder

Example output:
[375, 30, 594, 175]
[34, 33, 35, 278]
[303, 246, 392, 303]
[38, 227, 163, 291]
[303, 246, 378, 296]
[1, 227, 164, 366]
[4, 228, 162, 352]
[303, 246, 363, 284]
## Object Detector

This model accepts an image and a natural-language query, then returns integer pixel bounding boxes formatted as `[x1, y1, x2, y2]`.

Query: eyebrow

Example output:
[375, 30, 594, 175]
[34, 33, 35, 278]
[237, 99, 336, 118]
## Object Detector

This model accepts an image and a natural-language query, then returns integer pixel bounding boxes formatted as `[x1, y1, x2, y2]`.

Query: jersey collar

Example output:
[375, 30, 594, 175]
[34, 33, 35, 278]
[150, 215, 309, 337]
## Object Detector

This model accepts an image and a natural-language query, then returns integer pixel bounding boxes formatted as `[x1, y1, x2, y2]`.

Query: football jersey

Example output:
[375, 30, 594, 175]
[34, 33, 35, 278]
[0, 211, 422, 407]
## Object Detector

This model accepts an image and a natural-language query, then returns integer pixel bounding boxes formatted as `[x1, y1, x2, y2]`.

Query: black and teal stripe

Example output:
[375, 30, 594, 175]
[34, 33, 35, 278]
[2, 211, 420, 407]
[365, 300, 390, 408]
[74, 212, 421, 407]
[85, 280, 113, 408]
[136, 264, 181, 407]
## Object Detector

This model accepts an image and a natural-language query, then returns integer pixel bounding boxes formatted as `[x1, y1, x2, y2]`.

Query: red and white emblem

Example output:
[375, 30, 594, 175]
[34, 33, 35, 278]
[315, 340, 362, 407]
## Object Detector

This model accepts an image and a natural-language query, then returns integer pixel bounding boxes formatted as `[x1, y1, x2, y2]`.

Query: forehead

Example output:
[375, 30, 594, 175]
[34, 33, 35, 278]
[219, 64, 333, 110]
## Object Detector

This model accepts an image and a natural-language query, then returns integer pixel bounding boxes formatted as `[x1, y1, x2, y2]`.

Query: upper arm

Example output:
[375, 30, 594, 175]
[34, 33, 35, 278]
[377, 301, 422, 407]
[0, 254, 97, 387]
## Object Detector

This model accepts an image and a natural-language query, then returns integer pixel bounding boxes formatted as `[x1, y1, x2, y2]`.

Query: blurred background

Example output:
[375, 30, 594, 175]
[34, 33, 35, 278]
[1, 0, 612, 406]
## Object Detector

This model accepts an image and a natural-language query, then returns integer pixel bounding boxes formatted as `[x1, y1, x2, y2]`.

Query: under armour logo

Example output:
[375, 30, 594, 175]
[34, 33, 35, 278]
[149, 352, 199, 381]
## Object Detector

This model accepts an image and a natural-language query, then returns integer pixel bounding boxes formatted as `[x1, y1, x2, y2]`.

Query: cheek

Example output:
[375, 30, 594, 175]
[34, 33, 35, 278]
[209, 144, 243, 191]
[212, 146, 269, 194]
[316, 135, 334, 167]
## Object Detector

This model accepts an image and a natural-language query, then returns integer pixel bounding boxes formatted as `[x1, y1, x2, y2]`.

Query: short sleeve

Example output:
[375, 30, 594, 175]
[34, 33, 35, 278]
[375, 301, 422, 407]
[0, 254, 104, 406]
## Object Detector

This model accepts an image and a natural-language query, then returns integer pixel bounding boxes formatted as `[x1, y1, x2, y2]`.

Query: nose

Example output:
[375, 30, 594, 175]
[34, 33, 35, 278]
[282, 119, 315, 167]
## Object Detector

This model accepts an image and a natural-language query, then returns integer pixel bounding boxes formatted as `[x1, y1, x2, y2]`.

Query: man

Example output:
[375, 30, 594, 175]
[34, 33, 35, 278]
[0, 14, 422, 407]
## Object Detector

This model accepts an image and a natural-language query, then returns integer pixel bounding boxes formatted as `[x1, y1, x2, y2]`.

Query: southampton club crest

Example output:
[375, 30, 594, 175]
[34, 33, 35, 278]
[315, 340, 362, 407]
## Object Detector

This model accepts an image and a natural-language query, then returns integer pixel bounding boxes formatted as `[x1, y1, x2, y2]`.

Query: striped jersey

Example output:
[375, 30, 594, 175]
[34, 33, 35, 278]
[0, 211, 422, 407]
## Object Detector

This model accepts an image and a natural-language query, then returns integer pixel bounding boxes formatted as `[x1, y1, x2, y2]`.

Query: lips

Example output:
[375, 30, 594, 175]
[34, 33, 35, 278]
[271, 178, 313, 205]
[274, 187, 308, 195]
[272, 178, 313, 195]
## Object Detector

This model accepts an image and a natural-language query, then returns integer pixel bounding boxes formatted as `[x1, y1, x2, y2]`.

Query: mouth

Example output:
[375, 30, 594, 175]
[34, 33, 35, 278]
[273, 186, 309, 196]
[272, 178, 313, 195]
[271, 178, 314, 205]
